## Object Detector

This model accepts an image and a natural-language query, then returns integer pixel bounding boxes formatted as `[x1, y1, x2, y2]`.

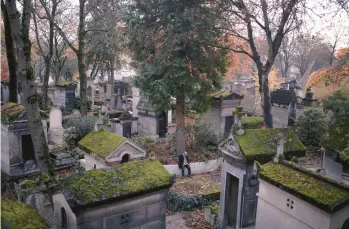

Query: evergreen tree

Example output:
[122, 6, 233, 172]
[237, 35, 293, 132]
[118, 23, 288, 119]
[125, 0, 227, 155]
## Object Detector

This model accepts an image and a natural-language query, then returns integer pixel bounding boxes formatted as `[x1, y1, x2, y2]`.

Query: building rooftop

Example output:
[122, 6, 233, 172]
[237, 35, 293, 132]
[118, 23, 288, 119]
[1, 103, 25, 122]
[55, 80, 77, 88]
[209, 90, 243, 100]
[1, 198, 50, 229]
[258, 162, 349, 213]
[234, 128, 306, 163]
[78, 129, 126, 159]
[59, 159, 173, 208]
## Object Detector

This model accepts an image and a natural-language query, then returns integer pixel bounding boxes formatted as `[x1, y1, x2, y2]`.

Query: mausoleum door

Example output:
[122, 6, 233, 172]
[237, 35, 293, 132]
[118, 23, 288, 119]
[158, 112, 167, 138]
[226, 174, 239, 227]
[21, 134, 35, 161]
[225, 116, 234, 137]
[123, 122, 132, 138]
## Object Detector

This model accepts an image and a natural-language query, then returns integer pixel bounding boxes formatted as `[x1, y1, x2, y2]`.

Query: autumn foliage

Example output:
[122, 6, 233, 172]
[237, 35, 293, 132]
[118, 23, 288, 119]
[307, 47, 349, 100]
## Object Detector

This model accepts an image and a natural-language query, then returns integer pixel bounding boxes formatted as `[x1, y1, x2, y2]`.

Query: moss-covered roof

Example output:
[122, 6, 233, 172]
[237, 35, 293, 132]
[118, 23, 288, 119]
[55, 80, 77, 87]
[59, 159, 173, 208]
[1, 103, 25, 122]
[209, 90, 231, 98]
[1, 198, 50, 229]
[78, 129, 126, 159]
[234, 128, 306, 162]
[259, 162, 349, 213]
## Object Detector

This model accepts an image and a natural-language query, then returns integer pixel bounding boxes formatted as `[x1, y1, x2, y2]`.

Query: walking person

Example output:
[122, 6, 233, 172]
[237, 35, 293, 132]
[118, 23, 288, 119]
[178, 151, 191, 177]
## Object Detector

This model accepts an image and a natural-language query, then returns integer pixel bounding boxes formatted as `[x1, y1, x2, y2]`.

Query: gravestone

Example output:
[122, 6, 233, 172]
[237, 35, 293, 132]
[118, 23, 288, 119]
[72, 109, 80, 115]
[48, 108, 64, 145]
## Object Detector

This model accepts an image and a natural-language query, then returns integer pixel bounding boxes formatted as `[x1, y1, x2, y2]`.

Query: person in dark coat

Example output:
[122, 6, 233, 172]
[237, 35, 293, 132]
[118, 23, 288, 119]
[178, 151, 191, 177]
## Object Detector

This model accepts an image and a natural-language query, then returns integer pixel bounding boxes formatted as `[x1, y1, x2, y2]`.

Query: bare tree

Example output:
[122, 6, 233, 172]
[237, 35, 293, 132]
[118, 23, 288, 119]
[40, 0, 89, 115]
[276, 32, 297, 78]
[6, 0, 54, 176]
[32, 0, 60, 109]
[51, 33, 68, 83]
[216, 0, 306, 128]
[1, 0, 17, 102]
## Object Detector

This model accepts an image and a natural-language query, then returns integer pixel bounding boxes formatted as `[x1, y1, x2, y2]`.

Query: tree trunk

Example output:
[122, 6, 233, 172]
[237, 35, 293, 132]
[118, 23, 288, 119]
[1, 0, 17, 103]
[261, 71, 273, 128]
[42, 58, 50, 110]
[78, 0, 87, 115]
[6, 0, 54, 176]
[176, 94, 185, 155]
[109, 57, 114, 84]
[41, 0, 56, 110]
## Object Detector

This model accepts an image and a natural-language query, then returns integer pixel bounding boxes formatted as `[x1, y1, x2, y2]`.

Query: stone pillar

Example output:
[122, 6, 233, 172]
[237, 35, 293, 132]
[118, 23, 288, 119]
[132, 87, 140, 117]
[274, 133, 285, 162]
[48, 108, 64, 145]
[111, 118, 123, 136]
[168, 110, 173, 126]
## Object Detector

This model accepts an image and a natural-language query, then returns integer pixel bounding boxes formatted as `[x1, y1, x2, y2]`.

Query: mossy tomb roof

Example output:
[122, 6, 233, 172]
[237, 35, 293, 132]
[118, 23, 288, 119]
[55, 80, 77, 87]
[59, 159, 172, 208]
[1, 103, 25, 122]
[258, 162, 349, 213]
[234, 128, 306, 162]
[78, 129, 126, 159]
[1, 198, 50, 229]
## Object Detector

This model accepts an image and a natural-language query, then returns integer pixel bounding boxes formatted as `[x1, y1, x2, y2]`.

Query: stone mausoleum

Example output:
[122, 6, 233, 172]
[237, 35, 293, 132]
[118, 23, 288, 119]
[52, 159, 173, 229]
[199, 91, 243, 140]
[256, 161, 349, 229]
[137, 95, 168, 138]
[218, 127, 306, 228]
[77, 129, 146, 170]
[54, 81, 77, 109]
[1, 103, 48, 178]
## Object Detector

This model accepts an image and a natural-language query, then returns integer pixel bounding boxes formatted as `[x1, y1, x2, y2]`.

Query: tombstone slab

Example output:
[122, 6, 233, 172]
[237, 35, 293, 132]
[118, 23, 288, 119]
[48, 108, 64, 145]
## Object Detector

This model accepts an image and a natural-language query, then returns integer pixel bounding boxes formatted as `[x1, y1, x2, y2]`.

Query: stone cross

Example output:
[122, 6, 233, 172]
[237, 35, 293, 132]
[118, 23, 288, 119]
[94, 110, 104, 131]
[274, 133, 285, 163]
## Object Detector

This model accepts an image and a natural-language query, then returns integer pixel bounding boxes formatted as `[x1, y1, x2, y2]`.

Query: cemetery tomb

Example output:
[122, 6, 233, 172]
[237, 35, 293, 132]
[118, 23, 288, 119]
[137, 95, 168, 138]
[52, 159, 173, 229]
[218, 127, 306, 228]
[256, 161, 349, 229]
[199, 90, 243, 141]
[77, 129, 146, 169]
[1, 103, 47, 177]
[54, 81, 77, 109]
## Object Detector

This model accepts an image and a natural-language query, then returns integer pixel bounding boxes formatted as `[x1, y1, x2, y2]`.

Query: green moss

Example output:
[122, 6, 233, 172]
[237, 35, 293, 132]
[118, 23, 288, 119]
[241, 116, 264, 129]
[259, 162, 349, 211]
[234, 128, 306, 162]
[210, 203, 219, 214]
[1, 103, 25, 122]
[98, 80, 106, 85]
[1, 198, 50, 229]
[78, 129, 126, 158]
[209, 90, 231, 98]
[56, 81, 77, 87]
[19, 180, 41, 190]
[59, 159, 172, 206]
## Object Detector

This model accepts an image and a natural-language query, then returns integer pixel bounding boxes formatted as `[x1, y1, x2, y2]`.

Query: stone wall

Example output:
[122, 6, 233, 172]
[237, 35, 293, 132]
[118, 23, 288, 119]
[54, 88, 66, 108]
[138, 112, 158, 137]
[76, 190, 168, 229]
[164, 158, 222, 176]
[199, 106, 221, 139]
[256, 180, 332, 229]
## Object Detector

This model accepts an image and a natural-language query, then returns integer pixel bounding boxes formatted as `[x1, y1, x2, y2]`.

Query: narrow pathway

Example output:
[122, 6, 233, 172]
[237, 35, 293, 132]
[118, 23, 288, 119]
[166, 213, 189, 229]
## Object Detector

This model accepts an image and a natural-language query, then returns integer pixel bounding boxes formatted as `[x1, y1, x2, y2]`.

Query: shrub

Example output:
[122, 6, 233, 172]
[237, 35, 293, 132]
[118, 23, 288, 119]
[167, 190, 212, 211]
[131, 135, 155, 151]
[242, 116, 264, 129]
[63, 127, 79, 149]
[290, 156, 298, 164]
[63, 116, 97, 143]
[294, 108, 328, 147]
[322, 91, 349, 151]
